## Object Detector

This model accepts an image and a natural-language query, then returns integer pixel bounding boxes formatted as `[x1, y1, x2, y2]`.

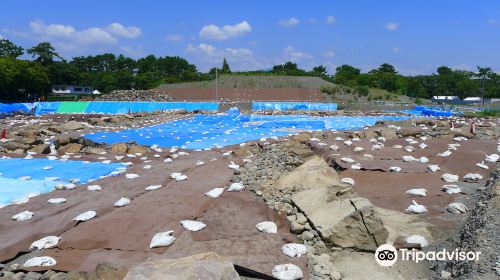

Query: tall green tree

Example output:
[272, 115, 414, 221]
[221, 57, 231, 74]
[334, 65, 361, 86]
[27, 42, 63, 65]
[312, 65, 327, 76]
[0, 39, 23, 58]
[476, 66, 493, 107]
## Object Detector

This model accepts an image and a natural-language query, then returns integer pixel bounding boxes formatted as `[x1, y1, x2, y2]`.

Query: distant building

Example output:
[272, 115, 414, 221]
[51, 85, 94, 96]
[463, 97, 482, 103]
[431, 96, 460, 103]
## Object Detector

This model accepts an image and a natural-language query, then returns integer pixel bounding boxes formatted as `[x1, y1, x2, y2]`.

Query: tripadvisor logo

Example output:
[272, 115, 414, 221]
[374, 244, 482, 267]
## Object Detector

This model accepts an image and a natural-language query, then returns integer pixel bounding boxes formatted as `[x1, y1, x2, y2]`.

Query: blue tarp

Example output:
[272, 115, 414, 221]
[86, 114, 408, 150]
[252, 102, 337, 111]
[0, 103, 32, 114]
[0, 157, 124, 205]
[84, 102, 219, 114]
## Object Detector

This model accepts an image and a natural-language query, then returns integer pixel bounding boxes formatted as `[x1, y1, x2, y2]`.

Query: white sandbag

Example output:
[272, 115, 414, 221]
[73, 210, 96, 222]
[114, 197, 131, 207]
[406, 235, 428, 247]
[437, 150, 452, 157]
[393, 145, 403, 149]
[48, 198, 66, 204]
[102, 160, 111, 164]
[256, 221, 277, 233]
[228, 161, 240, 170]
[272, 264, 303, 280]
[164, 158, 172, 163]
[30, 236, 60, 250]
[427, 164, 440, 172]
[404, 146, 415, 153]
[405, 200, 427, 214]
[126, 173, 140, 179]
[351, 163, 362, 170]
[115, 156, 124, 160]
[418, 143, 428, 149]
[180, 220, 207, 231]
[453, 136, 467, 142]
[145, 184, 162, 191]
[406, 188, 427, 197]
[329, 145, 339, 151]
[143, 164, 152, 170]
[196, 160, 205, 166]
[341, 157, 355, 163]
[442, 185, 461, 194]
[43, 166, 53, 170]
[222, 151, 232, 157]
[309, 137, 320, 142]
[447, 203, 468, 213]
[485, 153, 499, 163]
[353, 147, 364, 152]
[12, 211, 34, 221]
[335, 137, 344, 141]
[170, 147, 178, 153]
[344, 140, 353, 146]
[205, 188, 224, 198]
[372, 144, 383, 150]
[476, 162, 489, 169]
[463, 173, 483, 181]
[389, 166, 402, 172]
[402, 155, 416, 162]
[341, 177, 355, 186]
[281, 243, 307, 258]
[87, 185, 102, 191]
[419, 157, 429, 163]
[441, 173, 459, 183]
[149, 231, 176, 248]
[170, 172, 182, 179]
[178, 151, 189, 156]
[175, 174, 188, 181]
[23, 256, 56, 267]
[227, 182, 245, 192]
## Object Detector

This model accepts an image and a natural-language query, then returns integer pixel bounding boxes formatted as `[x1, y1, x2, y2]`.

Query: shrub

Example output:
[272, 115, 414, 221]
[355, 85, 370, 96]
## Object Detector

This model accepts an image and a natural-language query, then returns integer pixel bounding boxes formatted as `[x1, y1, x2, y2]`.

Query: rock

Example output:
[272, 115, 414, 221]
[95, 263, 127, 280]
[2, 141, 24, 151]
[379, 127, 398, 139]
[54, 135, 71, 146]
[296, 213, 307, 225]
[301, 231, 314, 241]
[62, 121, 84, 131]
[292, 187, 388, 251]
[29, 144, 51, 154]
[290, 221, 305, 234]
[24, 137, 41, 145]
[276, 156, 341, 192]
[127, 145, 149, 155]
[111, 143, 128, 154]
[18, 129, 38, 137]
[292, 132, 312, 143]
[312, 254, 342, 280]
[401, 127, 421, 137]
[124, 252, 240, 280]
[441, 270, 451, 279]
[283, 140, 314, 159]
[58, 143, 82, 154]
[86, 147, 107, 154]
[88, 118, 104, 125]
[25, 272, 43, 280]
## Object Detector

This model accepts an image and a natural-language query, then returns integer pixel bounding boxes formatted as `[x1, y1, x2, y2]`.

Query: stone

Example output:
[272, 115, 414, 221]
[3, 141, 24, 151]
[312, 254, 342, 280]
[290, 221, 305, 234]
[86, 147, 107, 155]
[127, 145, 149, 155]
[111, 143, 128, 154]
[276, 156, 341, 192]
[124, 252, 240, 280]
[296, 213, 308, 225]
[95, 263, 127, 280]
[292, 132, 312, 143]
[301, 231, 314, 241]
[292, 187, 388, 251]
[378, 127, 397, 140]
[18, 129, 38, 137]
[441, 270, 451, 279]
[24, 137, 41, 145]
[58, 143, 82, 154]
[29, 144, 51, 154]
[401, 127, 422, 137]
[62, 121, 84, 131]
[25, 272, 43, 280]
[54, 135, 71, 146]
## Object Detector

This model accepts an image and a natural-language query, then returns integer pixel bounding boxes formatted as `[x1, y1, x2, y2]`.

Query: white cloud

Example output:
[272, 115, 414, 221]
[165, 34, 184, 42]
[324, 51, 335, 58]
[385, 22, 399, 31]
[225, 47, 253, 58]
[283, 46, 312, 61]
[451, 64, 473, 71]
[309, 18, 318, 24]
[186, 43, 217, 56]
[0, 34, 3, 39]
[185, 43, 265, 71]
[326, 16, 336, 25]
[199, 21, 251, 40]
[120, 45, 145, 58]
[279, 17, 299, 27]
[392, 47, 401, 52]
[105, 23, 142, 38]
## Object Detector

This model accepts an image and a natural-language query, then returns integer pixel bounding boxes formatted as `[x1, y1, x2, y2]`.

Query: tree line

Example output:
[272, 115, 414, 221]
[0, 39, 498, 101]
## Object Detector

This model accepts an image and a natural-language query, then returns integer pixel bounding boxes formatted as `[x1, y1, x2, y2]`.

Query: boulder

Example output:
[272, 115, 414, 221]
[291, 132, 311, 143]
[124, 252, 240, 280]
[400, 127, 421, 137]
[17, 129, 38, 137]
[29, 144, 51, 154]
[54, 135, 71, 146]
[62, 121, 84, 131]
[58, 143, 82, 154]
[111, 143, 128, 154]
[276, 156, 340, 192]
[23, 137, 41, 145]
[128, 145, 149, 155]
[283, 140, 314, 159]
[379, 127, 398, 139]
[2, 141, 24, 151]
[86, 147, 107, 155]
[233, 142, 260, 157]
[94, 263, 127, 280]
[292, 187, 388, 251]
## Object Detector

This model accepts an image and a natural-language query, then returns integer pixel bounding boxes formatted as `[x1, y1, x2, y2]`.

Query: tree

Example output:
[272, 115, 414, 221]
[312, 65, 327, 76]
[27, 42, 63, 65]
[476, 66, 493, 108]
[334, 65, 361, 86]
[221, 57, 231, 74]
[0, 39, 23, 58]
[377, 63, 397, 74]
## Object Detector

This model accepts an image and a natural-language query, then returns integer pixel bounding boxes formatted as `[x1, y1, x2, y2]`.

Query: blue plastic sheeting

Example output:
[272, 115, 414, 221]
[0, 103, 32, 114]
[422, 109, 453, 117]
[252, 102, 337, 111]
[84, 102, 219, 114]
[34, 102, 61, 115]
[86, 114, 408, 150]
[0, 158, 124, 205]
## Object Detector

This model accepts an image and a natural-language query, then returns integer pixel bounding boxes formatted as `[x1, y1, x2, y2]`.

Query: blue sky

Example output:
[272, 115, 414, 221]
[1, 0, 499, 75]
